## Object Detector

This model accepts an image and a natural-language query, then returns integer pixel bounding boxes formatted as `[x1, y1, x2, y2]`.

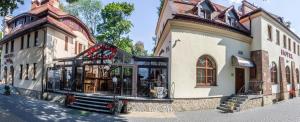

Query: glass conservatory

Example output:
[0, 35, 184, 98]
[46, 42, 169, 98]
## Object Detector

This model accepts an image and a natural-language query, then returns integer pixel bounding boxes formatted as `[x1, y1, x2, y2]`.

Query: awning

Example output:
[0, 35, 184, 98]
[232, 55, 255, 68]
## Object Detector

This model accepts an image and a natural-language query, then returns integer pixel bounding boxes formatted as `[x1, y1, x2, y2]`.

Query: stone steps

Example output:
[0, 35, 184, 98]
[217, 95, 248, 113]
[67, 95, 114, 114]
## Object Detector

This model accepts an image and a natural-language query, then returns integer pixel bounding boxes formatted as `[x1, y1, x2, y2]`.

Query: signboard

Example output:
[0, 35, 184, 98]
[281, 50, 293, 59]
[83, 43, 117, 61]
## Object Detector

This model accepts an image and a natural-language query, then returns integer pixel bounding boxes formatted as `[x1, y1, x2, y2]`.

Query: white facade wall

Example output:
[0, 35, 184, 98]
[251, 14, 300, 93]
[0, 29, 45, 91]
[169, 27, 250, 98]
[0, 27, 91, 92]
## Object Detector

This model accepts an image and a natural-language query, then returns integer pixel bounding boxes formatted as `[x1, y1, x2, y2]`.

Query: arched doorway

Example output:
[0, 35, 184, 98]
[10, 66, 14, 86]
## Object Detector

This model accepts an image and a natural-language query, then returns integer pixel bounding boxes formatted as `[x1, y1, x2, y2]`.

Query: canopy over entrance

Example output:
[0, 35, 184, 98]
[232, 55, 255, 68]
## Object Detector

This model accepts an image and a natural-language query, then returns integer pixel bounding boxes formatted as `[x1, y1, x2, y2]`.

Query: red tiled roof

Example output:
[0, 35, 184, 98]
[3, 1, 96, 44]
[29, 3, 67, 16]
[170, 0, 249, 33]
[0, 16, 76, 44]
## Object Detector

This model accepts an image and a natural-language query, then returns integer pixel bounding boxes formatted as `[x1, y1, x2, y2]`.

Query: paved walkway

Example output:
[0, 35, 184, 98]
[1, 94, 300, 122]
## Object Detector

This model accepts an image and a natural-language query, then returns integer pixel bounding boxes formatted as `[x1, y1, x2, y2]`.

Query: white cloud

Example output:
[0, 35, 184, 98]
[228, 0, 243, 4]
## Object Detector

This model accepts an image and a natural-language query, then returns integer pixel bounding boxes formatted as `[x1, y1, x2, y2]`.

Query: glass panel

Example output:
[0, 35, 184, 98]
[122, 67, 133, 96]
[198, 58, 206, 67]
[138, 68, 150, 97]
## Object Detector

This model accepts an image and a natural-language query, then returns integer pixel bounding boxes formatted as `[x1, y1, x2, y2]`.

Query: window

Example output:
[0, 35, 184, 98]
[296, 69, 299, 84]
[288, 38, 291, 51]
[65, 36, 68, 51]
[21, 36, 24, 50]
[4, 67, 7, 83]
[25, 64, 29, 80]
[293, 42, 296, 54]
[196, 55, 217, 86]
[267, 25, 272, 41]
[34, 31, 38, 46]
[283, 35, 287, 48]
[5, 43, 8, 54]
[286, 66, 291, 84]
[10, 40, 14, 52]
[270, 62, 278, 84]
[79, 43, 82, 53]
[19, 64, 23, 79]
[197, 5, 211, 19]
[297, 45, 300, 56]
[75, 41, 77, 54]
[276, 30, 280, 45]
[33, 63, 36, 80]
[228, 17, 237, 27]
[27, 34, 30, 48]
[10, 66, 14, 85]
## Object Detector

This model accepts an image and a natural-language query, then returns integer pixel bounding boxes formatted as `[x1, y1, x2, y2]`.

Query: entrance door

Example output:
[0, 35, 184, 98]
[235, 68, 245, 94]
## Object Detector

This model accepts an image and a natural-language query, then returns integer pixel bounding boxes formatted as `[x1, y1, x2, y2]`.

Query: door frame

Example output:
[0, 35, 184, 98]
[235, 68, 245, 94]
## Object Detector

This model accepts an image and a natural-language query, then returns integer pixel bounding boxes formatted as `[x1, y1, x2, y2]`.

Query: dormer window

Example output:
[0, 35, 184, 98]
[228, 17, 237, 26]
[199, 9, 211, 19]
[197, 1, 213, 20]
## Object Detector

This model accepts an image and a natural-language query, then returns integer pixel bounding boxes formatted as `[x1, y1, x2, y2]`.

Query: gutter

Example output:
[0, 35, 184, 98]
[41, 28, 47, 99]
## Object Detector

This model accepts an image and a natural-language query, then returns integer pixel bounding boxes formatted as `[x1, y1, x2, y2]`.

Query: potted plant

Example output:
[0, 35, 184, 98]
[228, 101, 236, 112]
[108, 99, 124, 115]
[4, 85, 11, 96]
[121, 100, 129, 114]
[65, 94, 75, 106]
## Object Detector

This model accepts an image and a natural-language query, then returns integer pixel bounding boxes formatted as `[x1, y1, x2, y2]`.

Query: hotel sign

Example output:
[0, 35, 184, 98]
[281, 50, 293, 59]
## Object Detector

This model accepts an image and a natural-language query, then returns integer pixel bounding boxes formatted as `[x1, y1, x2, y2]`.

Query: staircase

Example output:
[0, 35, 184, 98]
[68, 95, 114, 114]
[217, 95, 248, 113]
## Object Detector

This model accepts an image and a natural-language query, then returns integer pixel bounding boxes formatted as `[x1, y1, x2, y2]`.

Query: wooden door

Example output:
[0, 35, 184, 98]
[235, 68, 245, 94]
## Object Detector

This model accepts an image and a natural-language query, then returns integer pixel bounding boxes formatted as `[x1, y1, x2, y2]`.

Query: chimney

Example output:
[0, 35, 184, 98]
[2, 15, 14, 35]
[241, 0, 257, 15]
[31, 0, 60, 10]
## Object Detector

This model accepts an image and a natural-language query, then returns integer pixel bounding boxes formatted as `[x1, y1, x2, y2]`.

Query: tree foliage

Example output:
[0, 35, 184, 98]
[133, 41, 148, 56]
[0, 0, 24, 16]
[63, 0, 102, 36]
[97, 2, 135, 54]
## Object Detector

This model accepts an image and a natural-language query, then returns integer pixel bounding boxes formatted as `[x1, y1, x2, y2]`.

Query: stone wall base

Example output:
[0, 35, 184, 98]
[127, 97, 228, 112]
[240, 97, 263, 111]
[14, 87, 42, 99]
[42, 92, 66, 105]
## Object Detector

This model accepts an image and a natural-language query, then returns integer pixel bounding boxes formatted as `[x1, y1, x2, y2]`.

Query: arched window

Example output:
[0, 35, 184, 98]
[286, 66, 291, 84]
[196, 55, 217, 86]
[10, 66, 14, 85]
[296, 69, 299, 84]
[4, 67, 7, 84]
[270, 62, 278, 84]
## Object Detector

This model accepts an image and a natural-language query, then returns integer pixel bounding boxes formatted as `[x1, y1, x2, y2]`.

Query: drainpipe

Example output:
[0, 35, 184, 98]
[41, 28, 47, 99]
[249, 16, 252, 35]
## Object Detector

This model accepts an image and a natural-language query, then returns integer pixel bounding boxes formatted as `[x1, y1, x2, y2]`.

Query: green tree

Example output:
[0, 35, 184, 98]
[157, 0, 164, 16]
[66, 0, 78, 3]
[63, 0, 102, 35]
[133, 41, 148, 56]
[0, 0, 24, 16]
[97, 2, 134, 54]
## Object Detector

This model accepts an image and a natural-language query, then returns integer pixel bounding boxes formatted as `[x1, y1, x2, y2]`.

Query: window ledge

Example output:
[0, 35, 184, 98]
[195, 85, 218, 88]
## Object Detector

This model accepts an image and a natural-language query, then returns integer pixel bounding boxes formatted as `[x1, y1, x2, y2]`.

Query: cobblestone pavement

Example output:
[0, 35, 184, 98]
[1, 94, 300, 122]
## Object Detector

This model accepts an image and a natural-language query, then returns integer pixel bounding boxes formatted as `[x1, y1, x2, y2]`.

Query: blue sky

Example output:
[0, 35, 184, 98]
[1, 0, 300, 53]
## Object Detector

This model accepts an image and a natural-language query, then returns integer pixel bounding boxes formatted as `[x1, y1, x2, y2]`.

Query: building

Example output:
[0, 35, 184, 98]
[155, 0, 300, 111]
[0, 0, 95, 98]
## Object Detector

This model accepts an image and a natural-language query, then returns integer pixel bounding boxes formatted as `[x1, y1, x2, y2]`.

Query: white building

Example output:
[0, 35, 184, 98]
[155, 0, 300, 110]
[0, 0, 95, 98]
